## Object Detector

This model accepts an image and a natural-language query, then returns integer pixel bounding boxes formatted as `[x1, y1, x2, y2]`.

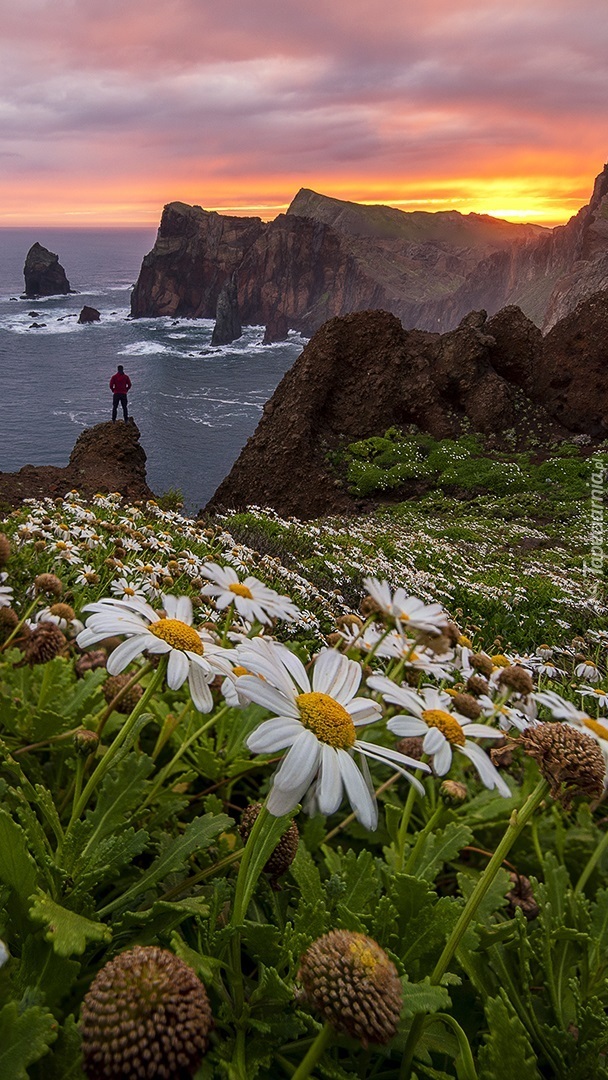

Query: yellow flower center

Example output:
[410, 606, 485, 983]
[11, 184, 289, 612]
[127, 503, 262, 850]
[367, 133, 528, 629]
[123, 587, 136, 596]
[584, 718, 608, 741]
[491, 654, 511, 668]
[459, 635, 473, 648]
[296, 692, 356, 748]
[348, 938, 380, 975]
[149, 618, 204, 654]
[233, 666, 250, 677]
[229, 583, 254, 599]
[422, 708, 466, 746]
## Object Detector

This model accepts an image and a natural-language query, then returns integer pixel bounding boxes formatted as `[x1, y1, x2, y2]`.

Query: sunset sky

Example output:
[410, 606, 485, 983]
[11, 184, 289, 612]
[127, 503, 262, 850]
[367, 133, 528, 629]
[1, 0, 607, 228]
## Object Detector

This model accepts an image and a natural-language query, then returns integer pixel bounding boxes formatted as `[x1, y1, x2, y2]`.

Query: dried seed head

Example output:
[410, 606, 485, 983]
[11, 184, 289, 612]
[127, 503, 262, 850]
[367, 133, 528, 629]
[395, 736, 425, 761]
[298, 930, 401, 1046]
[497, 665, 534, 697]
[520, 723, 605, 808]
[0, 606, 19, 640]
[24, 623, 66, 664]
[336, 613, 364, 631]
[450, 692, 482, 720]
[239, 804, 299, 883]
[440, 780, 468, 805]
[0, 534, 11, 566]
[34, 573, 63, 597]
[417, 631, 450, 655]
[74, 650, 107, 677]
[470, 652, 494, 677]
[360, 595, 382, 618]
[466, 674, 490, 697]
[326, 632, 344, 648]
[444, 622, 462, 646]
[74, 729, 100, 758]
[102, 674, 144, 714]
[506, 872, 539, 920]
[80, 945, 212, 1080]
[49, 602, 76, 623]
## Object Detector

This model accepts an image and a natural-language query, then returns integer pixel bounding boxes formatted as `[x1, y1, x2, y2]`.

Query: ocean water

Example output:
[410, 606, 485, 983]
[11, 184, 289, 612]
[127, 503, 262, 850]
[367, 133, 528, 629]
[0, 228, 305, 512]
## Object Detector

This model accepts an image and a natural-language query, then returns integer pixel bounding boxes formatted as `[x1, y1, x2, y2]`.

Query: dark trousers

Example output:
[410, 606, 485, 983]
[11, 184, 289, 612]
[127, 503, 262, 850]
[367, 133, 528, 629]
[112, 393, 129, 421]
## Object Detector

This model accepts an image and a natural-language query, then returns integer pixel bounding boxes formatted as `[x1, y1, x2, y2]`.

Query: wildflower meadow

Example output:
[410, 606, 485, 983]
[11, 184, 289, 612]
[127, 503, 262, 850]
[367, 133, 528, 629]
[0, 488, 607, 1079]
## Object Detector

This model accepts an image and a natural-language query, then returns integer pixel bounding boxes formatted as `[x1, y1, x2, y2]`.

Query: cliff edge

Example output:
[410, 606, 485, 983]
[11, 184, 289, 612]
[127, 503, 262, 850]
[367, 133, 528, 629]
[0, 421, 153, 507]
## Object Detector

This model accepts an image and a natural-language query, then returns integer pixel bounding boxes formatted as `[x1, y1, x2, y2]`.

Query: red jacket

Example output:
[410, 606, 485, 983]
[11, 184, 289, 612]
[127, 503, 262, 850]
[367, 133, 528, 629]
[110, 372, 131, 394]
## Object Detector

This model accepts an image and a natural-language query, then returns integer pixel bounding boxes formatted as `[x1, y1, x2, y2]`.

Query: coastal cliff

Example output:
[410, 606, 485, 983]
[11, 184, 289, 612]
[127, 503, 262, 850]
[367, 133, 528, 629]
[206, 293, 608, 518]
[131, 164, 608, 335]
[0, 421, 153, 507]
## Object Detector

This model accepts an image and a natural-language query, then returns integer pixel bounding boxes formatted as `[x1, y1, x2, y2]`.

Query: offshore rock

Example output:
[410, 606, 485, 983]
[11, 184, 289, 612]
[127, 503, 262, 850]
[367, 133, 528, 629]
[78, 306, 101, 324]
[211, 273, 241, 345]
[23, 243, 71, 298]
[205, 298, 608, 518]
[131, 164, 608, 334]
[0, 421, 153, 508]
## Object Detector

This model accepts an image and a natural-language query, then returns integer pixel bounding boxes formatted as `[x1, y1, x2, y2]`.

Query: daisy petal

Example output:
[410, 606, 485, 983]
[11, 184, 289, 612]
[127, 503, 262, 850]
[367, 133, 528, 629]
[317, 744, 344, 816]
[338, 749, 377, 830]
[247, 718, 304, 753]
[167, 649, 189, 690]
[106, 635, 149, 675]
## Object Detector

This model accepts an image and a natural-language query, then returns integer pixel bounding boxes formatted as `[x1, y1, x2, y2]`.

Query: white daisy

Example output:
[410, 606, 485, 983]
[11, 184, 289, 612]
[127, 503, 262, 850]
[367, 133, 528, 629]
[574, 660, 602, 683]
[578, 686, 608, 712]
[363, 577, 449, 635]
[0, 573, 12, 609]
[110, 577, 149, 601]
[76, 593, 234, 712]
[200, 562, 301, 624]
[368, 676, 511, 797]
[237, 646, 430, 828]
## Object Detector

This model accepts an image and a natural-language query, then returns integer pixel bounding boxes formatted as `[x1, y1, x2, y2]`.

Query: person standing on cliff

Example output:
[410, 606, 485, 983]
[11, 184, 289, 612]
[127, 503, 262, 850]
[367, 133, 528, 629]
[109, 365, 132, 422]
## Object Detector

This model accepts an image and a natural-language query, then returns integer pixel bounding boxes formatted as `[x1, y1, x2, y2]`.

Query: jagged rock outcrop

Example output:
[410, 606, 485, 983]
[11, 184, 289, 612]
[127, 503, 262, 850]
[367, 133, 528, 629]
[211, 273, 241, 345]
[130, 164, 608, 335]
[0, 422, 153, 508]
[78, 306, 101, 324]
[205, 296, 608, 518]
[23, 243, 71, 298]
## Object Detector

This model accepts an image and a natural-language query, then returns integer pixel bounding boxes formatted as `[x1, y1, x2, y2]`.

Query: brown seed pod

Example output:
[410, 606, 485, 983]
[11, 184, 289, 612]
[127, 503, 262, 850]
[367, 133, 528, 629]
[33, 573, 63, 597]
[239, 804, 299, 883]
[497, 665, 534, 697]
[0, 606, 19, 641]
[395, 735, 425, 761]
[469, 652, 494, 678]
[24, 623, 66, 664]
[466, 674, 489, 697]
[102, 673, 144, 714]
[451, 692, 482, 720]
[440, 779, 468, 805]
[80, 945, 213, 1079]
[520, 723, 605, 808]
[298, 929, 402, 1046]
[0, 533, 11, 566]
[74, 650, 107, 677]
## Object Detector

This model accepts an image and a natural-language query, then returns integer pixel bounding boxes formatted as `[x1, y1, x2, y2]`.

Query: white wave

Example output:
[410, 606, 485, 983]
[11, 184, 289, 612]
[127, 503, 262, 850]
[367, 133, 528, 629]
[118, 341, 174, 356]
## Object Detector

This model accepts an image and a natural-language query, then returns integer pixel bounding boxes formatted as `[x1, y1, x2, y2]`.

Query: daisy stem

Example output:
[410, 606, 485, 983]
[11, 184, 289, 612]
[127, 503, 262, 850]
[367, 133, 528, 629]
[399, 777, 550, 1080]
[291, 1023, 333, 1080]
[403, 804, 444, 875]
[396, 769, 425, 868]
[65, 658, 167, 831]
[574, 826, 608, 895]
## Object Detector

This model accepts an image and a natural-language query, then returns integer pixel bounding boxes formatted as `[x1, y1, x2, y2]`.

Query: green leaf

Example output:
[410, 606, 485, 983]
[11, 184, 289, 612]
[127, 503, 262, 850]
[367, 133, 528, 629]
[414, 822, 473, 882]
[290, 842, 323, 901]
[110, 813, 232, 913]
[0, 808, 38, 901]
[0, 1002, 57, 1078]
[477, 993, 541, 1080]
[29, 1015, 84, 1080]
[72, 828, 150, 894]
[15, 937, 80, 1008]
[28, 890, 112, 956]
[400, 977, 451, 1019]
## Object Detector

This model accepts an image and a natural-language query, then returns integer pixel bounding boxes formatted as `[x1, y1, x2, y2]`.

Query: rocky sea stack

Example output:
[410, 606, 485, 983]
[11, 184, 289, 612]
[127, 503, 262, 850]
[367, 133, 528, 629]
[0, 420, 153, 507]
[23, 242, 71, 298]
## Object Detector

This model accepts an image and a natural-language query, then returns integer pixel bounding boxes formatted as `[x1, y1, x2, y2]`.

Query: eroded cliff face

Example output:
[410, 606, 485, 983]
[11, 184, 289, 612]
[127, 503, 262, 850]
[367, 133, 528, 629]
[205, 296, 608, 518]
[0, 422, 153, 507]
[132, 172, 608, 336]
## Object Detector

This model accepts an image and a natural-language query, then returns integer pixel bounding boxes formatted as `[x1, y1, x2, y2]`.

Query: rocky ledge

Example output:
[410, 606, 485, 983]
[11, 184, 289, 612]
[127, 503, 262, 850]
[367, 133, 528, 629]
[205, 291, 608, 519]
[0, 421, 153, 508]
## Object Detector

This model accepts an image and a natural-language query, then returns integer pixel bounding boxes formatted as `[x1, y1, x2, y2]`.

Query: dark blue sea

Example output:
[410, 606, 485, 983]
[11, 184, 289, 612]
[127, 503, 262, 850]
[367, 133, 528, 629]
[0, 228, 305, 512]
